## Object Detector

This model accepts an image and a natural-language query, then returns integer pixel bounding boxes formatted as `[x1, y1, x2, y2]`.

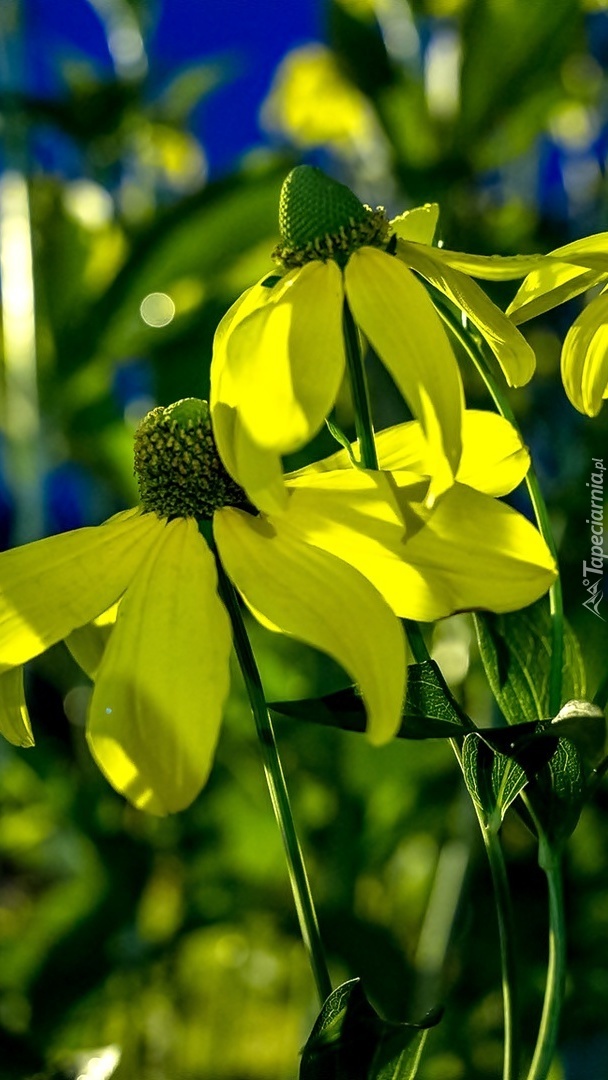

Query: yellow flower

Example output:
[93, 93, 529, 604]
[282, 409, 557, 621]
[211, 165, 466, 511]
[211, 167, 545, 513]
[0, 400, 407, 814]
[506, 232, 608, 416]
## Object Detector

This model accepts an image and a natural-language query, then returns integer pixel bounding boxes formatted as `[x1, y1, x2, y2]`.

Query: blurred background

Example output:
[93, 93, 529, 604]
[1, 1, 608, 1077]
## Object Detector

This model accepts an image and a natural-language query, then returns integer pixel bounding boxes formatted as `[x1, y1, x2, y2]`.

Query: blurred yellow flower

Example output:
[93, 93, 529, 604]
[0, 400, 406, 814]
[262, 44, 380, 152]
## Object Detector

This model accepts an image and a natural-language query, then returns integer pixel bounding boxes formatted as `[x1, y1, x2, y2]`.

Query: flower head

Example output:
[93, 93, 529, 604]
[211, 167, 542, 513]
[211, 165, 466, 510]
[0, 399, 407, 814]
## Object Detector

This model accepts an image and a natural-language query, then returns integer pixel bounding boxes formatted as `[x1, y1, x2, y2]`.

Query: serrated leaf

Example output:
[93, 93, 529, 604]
[271, 661, 468, 740]
[299, 979, 441, 1080]
[474, 600, 585, 726]
[462, 733, 528, 829]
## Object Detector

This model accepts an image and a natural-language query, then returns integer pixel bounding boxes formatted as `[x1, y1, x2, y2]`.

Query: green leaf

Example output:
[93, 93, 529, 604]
[462, 733, 528, 830]
[271, 661, 469, 740]
[326, 419, 359, 466]
[369, 1024, 432, 1080]
[474, 600, 586, 726]
[525, 730, 587, 847]
[299, 978, 440, 1080]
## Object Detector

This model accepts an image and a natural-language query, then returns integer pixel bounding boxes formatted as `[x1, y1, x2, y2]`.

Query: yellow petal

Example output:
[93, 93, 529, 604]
[389, 482, 557, 620]
[218, 261, 346, 454]
[87, 518, 232, 815]
[211, 399, 287, 515]
[280, 472, 555, 621]
[0, 667, 34, 747]
[0, 510, 162, 670]
[424, 248, 551, 280]
[398, 240, 535, 386]
[214, 506, 407, 746]
[65, 603, 119, 679]
[390, 204, 439, 244]
[345, 247, 463, 500]
[373, 411, 529, 496]
[561, 291, 608, 417]
[506, 234, 608, 324]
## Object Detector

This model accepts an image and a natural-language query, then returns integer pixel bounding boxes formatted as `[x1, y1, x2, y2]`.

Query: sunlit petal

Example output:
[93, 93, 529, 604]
[374, 412, 529, 496]
[399, 240, 535, 386]
[218, 261, 345, 454]
[389, 482, 557, 620]
[390, 204, 439, 244]
[215, 507, 407, 746]
[65, 603, 119, 679]
[0, 667, 33, 747]
[211, 400, 287, 515]
[87, 519, 232, 815]
[345, 247, 463, 499]
[561, 292, 608, 417]
[507, 235, 608, 324]
[0, 511, 162, 669]
[424, 247, 551, 280]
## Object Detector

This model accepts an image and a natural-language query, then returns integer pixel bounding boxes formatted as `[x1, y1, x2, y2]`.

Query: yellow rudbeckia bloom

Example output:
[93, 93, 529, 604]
[0, 400, 407, 815]
[506, 233, 608, 416]
[211, 166, 548, 514]
[211, 165, 466, 511]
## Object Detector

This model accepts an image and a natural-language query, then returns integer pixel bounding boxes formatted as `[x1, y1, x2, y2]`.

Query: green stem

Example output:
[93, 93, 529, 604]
[217, 565, 332, 1006]
[525, 828, 566, 1080]
[434, 297, 564, 717]
[481, 824, 522, 1080]
[343, 298, 522, 1079]
[343, 301, 378, 469]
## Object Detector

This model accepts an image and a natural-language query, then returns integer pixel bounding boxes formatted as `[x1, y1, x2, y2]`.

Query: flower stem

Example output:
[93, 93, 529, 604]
[433, 296, 564, 717]
[523, 812, 566, 1080]
[343, 300, 378, 469]
[217, 564, 332, 1006]
[343, 296, 522, 1079]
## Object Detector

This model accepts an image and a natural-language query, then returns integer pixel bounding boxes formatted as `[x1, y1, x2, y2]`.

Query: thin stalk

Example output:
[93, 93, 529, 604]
[343, 300, 521, 1078]
[434, 297, 564, 717]
[481, 824, 522, 1080]
[526, 834, 566, 1080]
[217, 564, 332, 1006]
[343, 301, 378, 469]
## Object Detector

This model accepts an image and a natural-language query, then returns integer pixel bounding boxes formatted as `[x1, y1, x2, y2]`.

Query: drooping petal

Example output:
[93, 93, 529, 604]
[87, 518, 232, 815]
[345, 247, 464, 499]
[560, 291, 608, 416]
[0, 510, 162, 670]
[422, 247, 551, 281]
[390, 204, 439, 244]
[0, 668, 33, 747]
[398, 240, 535, 386]
[280, 472, 555, 621]
[65, 603, 119, 679]
[211, 398, 288, 515]
[507, 234, 608, 324]
[217, 261, 346, 454]
[374, 411, 530, 496]
[214, 506, 407, 746]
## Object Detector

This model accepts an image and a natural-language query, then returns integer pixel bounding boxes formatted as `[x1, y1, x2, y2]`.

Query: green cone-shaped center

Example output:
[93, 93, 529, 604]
[274, 165, 389, 269]
[134, 398, 248, 520]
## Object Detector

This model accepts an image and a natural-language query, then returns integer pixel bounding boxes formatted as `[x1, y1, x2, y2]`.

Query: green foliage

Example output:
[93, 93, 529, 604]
[299, 978, 440, 1080]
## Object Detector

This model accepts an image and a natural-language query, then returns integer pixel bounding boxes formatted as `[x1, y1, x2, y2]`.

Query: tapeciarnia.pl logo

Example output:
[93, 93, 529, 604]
[582, 457, 605, 621]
